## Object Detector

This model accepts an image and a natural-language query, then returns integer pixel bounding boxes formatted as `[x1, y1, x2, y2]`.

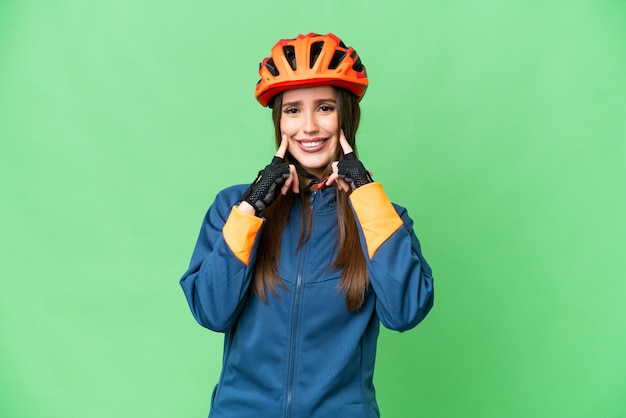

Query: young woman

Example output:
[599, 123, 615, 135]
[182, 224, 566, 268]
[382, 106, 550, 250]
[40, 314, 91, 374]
[180, 32, 434, 418]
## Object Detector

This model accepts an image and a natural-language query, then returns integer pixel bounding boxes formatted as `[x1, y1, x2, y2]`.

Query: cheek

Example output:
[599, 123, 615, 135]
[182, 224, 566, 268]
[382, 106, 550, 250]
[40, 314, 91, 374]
[279, 121, 297, 152]
[322, 119, 340, 146]
[321, 118, 339, 152]
[280, 119, 297, 136]
[328, 137, 339, 155]
[321, 116, 339, 133]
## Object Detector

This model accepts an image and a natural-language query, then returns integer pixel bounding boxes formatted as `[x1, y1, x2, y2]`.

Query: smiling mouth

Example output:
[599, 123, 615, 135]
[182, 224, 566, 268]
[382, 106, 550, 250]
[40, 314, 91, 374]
[300, 140, 325, 148]
[297, 138, 328, 149]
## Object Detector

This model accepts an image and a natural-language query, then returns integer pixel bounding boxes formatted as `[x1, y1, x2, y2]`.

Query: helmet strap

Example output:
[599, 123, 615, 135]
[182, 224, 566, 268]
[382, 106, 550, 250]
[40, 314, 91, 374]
[285, 151, 324, 191]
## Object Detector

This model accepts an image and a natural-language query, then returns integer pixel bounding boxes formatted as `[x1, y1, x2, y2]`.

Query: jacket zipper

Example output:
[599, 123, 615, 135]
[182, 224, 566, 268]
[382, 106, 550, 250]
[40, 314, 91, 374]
[285, 191, 317, 418]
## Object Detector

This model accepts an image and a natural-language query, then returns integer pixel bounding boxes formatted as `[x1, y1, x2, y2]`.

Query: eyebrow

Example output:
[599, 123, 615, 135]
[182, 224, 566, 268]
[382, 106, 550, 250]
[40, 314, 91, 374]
[281, 98, 337, 108]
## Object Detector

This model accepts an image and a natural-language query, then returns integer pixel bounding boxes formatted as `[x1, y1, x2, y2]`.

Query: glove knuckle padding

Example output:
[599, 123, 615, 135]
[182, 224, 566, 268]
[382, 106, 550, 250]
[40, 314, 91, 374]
[338, 157, 372, 189]
[242, 162, 290, 214]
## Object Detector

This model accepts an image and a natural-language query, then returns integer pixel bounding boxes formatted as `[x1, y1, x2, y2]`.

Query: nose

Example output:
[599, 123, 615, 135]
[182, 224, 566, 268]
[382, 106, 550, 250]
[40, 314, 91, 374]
[303, 110, 319, 134]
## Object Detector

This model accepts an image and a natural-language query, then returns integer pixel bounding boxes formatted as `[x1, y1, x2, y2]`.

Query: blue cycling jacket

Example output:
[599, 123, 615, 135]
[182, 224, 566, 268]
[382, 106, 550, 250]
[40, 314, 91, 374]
[180, 182, 434, 418]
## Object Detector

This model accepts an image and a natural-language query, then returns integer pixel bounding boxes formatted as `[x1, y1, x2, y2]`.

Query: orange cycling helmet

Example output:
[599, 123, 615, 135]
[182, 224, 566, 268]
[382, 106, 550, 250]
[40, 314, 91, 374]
[255, 33, 368, 107]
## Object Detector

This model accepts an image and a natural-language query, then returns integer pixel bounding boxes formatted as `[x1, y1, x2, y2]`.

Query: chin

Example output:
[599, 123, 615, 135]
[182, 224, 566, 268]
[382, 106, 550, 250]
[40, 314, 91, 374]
[301, 160, 330, 176]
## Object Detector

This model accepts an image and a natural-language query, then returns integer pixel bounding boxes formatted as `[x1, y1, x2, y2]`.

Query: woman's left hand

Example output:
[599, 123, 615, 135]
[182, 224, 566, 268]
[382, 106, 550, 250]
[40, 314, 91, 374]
[324, 131, 373, 192]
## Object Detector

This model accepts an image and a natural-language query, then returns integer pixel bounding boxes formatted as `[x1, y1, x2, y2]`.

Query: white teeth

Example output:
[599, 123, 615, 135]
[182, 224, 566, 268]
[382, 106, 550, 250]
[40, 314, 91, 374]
[301, 140, 324, 148]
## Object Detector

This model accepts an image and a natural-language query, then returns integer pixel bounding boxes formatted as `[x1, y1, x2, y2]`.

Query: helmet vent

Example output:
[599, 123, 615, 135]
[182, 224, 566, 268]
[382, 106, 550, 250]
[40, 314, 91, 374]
[352, 56, 364, 73]
[309, 41, 324, 68]
[265, 58, 280, 76]
[328, 50, 347, 70]
[283, 46, 297, 70]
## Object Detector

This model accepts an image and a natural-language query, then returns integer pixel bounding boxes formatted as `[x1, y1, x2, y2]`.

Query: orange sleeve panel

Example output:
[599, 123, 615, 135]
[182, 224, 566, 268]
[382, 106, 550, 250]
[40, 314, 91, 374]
[349, 182, 404, 259]
[222, 205, 264, 265]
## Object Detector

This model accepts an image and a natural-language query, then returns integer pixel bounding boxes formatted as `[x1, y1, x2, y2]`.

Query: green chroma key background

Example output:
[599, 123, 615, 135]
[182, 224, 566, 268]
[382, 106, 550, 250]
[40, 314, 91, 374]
[1, 1, 625, 417]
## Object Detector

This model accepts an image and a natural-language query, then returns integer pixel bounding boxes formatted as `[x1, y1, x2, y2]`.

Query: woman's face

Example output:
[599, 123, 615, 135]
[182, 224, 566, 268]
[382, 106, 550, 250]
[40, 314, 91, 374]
[279, 86, 339, 179]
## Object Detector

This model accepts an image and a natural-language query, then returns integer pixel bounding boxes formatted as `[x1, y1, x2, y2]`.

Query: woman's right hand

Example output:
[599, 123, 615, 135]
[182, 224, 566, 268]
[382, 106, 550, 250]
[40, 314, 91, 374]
[240, 135, 299, 216]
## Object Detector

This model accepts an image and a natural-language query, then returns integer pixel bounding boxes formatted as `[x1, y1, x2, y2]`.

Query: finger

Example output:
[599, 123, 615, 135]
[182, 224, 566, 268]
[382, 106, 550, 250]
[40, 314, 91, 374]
[290, 164, 299, 194]
[320, 162, 340, 188]
[339, 130, 354, 156]
[281, 165, 299, 195]
[325, 175, 350, 192]
[275, 134, 289, 161]
[336, 178, 351, 192]
[325, 172, 339, 187]
[282, 172, 292, 195]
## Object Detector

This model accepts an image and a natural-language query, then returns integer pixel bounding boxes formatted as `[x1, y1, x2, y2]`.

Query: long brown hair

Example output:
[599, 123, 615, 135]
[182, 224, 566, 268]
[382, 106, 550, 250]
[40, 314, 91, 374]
[252, 87, 369, 312]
